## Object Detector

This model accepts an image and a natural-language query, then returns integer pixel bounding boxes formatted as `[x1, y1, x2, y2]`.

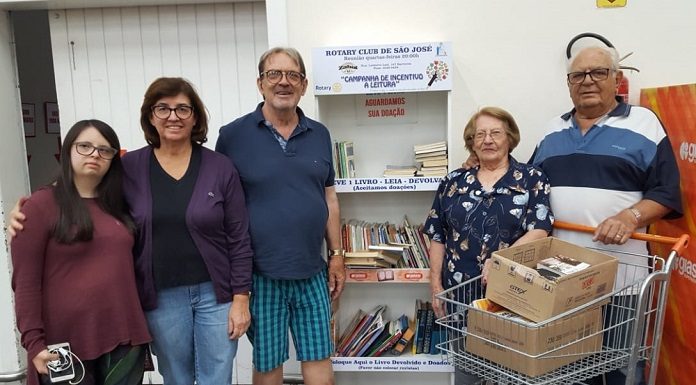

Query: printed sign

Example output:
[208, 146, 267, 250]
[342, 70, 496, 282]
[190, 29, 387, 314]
[312, 42, 452, 95]
[334, 176, 441, 193]
[45, 102, 60, 134]
[332, 357, 453, 372]
[356, 93, 418, 125]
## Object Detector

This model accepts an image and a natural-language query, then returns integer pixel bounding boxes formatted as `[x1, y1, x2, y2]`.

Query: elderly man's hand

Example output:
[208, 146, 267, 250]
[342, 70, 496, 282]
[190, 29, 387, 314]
[461, 154, 479, 169]
[593, 209, 638, 245]
[328, 256, 346, 301]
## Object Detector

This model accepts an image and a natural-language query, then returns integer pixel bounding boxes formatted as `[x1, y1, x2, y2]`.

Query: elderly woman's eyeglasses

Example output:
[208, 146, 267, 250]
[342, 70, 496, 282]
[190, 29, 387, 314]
[260, 70, 306, 86]
[473, 129, 505, 142]
[567, 68, 613, 84]
[151, 104, 194, 120]
[74, 142, 118, 160]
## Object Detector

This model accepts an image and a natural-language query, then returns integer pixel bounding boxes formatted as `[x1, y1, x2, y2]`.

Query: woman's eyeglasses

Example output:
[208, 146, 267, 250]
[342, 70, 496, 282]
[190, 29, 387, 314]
[74, 142, 118, 160]
[151, 104, 194, 120]
[473, 129, 505, 142]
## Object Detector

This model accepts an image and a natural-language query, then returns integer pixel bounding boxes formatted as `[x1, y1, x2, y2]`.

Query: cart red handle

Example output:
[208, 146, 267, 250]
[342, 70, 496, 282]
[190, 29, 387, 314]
[553, 220, 689, 255]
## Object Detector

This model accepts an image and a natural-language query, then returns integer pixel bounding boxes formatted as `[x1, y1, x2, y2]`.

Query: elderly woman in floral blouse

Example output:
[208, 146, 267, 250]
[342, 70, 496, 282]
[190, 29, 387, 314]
[424, 106, 554, 320]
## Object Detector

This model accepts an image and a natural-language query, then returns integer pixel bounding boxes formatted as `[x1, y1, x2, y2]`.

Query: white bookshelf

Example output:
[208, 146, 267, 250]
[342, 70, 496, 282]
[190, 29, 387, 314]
[316, 90, 453, 384]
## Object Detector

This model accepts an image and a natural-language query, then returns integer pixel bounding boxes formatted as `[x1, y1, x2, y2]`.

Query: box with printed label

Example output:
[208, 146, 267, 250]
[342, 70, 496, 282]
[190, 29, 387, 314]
[465, 303, 603, 377]
[485, 237, 617, 323]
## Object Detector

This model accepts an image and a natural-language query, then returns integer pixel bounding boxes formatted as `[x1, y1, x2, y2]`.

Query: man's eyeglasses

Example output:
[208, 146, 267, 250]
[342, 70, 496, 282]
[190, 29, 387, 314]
[74, 142, 118, 160]
[567, 68, 613, 84]
[151, 104, 194, 120]
[260, 70, 306, 86]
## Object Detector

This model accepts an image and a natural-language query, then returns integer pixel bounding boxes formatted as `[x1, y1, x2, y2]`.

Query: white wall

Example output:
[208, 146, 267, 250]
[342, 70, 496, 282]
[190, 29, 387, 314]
[0, 9, 30, 385]
[277, 0, 696, 168]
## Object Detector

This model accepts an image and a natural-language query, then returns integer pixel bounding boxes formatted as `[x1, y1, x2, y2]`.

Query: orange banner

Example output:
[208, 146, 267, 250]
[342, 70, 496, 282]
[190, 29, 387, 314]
[640, 83, 696, 385]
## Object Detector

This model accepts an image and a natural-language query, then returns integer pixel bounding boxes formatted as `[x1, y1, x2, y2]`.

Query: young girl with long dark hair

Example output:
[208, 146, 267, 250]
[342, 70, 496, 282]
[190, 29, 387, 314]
[12, 120, 151, 385]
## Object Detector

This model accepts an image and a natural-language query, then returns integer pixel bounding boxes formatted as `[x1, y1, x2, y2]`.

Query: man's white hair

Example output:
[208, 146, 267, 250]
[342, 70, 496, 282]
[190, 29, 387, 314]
[566, 45, 620, 71]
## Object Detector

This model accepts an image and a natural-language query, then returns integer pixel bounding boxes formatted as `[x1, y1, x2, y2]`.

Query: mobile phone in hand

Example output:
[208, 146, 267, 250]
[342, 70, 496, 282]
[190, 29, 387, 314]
[46, 343, 75, 383]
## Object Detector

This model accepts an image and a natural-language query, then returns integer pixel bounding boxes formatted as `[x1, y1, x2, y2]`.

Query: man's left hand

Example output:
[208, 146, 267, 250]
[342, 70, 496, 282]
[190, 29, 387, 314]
[593, 209, 638, 245]
[328, 256, 346, 301]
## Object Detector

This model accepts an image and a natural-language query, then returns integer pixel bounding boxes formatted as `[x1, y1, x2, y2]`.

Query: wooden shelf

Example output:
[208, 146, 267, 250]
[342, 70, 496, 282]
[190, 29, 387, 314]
[335, 177, 442, 193]
[345, 268, 430, 283]
[332, 354, 453, 372]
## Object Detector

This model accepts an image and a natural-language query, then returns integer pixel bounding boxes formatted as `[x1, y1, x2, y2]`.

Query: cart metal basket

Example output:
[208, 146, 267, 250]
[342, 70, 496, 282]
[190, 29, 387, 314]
[435, 221, 689, 385]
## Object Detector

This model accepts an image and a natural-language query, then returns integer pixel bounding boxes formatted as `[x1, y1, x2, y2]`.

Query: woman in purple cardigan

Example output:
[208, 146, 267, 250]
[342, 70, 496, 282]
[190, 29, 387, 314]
[120, 77, 254, 385]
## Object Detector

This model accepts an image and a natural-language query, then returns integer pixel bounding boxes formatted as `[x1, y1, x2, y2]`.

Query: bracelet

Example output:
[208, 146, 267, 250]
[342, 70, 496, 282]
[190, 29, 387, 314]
[628, 207, 642, 223]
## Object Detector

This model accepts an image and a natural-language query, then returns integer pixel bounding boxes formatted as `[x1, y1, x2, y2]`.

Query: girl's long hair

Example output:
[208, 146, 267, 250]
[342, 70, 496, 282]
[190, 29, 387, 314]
[52, 119, 134, 243]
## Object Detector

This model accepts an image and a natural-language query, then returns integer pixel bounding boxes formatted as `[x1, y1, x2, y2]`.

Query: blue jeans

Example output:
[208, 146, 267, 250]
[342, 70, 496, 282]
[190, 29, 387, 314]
[146, 281, 237, 385]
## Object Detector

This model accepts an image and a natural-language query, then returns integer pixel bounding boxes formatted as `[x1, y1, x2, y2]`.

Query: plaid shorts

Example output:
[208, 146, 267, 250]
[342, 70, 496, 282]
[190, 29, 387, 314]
[248, 269, 333, 372]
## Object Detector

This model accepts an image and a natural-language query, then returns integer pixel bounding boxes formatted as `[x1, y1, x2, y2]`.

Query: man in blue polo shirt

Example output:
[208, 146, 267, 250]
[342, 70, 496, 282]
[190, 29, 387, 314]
[216, 47, 344, 385]
[530, 45, 681, 385]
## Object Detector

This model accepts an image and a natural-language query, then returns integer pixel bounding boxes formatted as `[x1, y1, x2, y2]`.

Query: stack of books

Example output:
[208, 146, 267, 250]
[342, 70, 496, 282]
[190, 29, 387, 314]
[344, 248, 403, 269]
[414, 141, 448, 177]
[341, 217, 431, 269]
[383, 164, 418, 177]
[334, 141, 356, 178]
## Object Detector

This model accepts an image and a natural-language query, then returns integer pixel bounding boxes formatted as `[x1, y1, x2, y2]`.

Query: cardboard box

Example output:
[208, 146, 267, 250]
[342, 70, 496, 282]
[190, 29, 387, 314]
[485, 237, 618, 323]
[465, 304, 603, 377]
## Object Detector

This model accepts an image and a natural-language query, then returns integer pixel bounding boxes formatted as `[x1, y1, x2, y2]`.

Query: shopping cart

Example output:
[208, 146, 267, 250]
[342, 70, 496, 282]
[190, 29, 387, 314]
[435, 221, 689, 385]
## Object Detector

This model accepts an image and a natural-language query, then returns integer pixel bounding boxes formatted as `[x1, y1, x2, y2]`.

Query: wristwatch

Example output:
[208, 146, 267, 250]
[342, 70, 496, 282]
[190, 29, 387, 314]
[629, 207, 642, 223]
[329, 249, 345, 257]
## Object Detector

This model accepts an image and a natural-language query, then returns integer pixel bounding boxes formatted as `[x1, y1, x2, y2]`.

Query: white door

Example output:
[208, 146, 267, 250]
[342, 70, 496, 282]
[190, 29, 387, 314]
[48, 2, 267, 151]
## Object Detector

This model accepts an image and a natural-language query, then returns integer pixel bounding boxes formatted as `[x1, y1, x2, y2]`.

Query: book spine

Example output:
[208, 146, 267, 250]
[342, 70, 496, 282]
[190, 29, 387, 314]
[414, 302, 427, 354]
[333, 141, 340, 178]
[429, 323, 444, 355]
[422, 305, 434, 353]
